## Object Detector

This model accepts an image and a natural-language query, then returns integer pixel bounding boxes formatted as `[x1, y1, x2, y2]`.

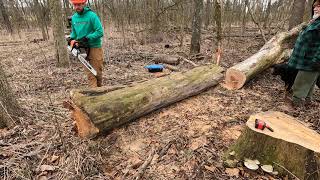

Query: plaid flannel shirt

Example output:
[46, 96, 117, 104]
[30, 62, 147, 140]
[288, 18, 320, 71]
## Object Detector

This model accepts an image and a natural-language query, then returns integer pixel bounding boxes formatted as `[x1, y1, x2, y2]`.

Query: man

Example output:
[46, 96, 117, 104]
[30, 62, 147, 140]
[69, 0, 104, 87]
[288, 0, 320, 108]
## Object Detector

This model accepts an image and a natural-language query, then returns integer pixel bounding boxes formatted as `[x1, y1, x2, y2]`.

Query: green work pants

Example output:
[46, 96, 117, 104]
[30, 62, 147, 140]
[292, 71, 320, 104]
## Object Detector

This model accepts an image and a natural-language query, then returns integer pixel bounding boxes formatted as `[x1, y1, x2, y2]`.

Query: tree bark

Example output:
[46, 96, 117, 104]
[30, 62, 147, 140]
[288, 0, 306, 30]
[67, 65, 224, 138]
[34, 0, 48, 40]
[225, 111, 320, 180]
[0, 0, 13, 34]
[0, 64, 23, 128]
[153, 54, 181, 65]
[49, 0, 70, 67]
[190, 0, 203, 55]
[224, 23, 306, 90]
[213, 0, 222, 65]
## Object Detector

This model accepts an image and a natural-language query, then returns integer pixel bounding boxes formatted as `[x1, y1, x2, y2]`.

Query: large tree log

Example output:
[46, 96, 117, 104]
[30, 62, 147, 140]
[224, 23, 306, 90]
[225, 111, 320, 179]
[68, 65, 224, 138]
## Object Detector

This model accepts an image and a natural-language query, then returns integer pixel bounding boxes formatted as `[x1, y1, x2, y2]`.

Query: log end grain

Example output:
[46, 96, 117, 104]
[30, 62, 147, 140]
[224, 68, 246, 90]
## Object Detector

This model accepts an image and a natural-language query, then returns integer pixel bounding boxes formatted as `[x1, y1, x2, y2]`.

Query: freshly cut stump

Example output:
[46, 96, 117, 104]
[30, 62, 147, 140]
[226, 111, 320, 179]
[224, 23, 306, 90]
[68, 65, 224, 138]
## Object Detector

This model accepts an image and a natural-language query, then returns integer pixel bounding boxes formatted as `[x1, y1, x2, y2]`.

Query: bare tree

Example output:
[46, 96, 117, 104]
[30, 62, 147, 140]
[213, 0, 222, 65]
[0, 0, 13, 34]
[288, 0, 306, 30]
[190, 0, 203, 55]
[0, 64, 23, 128]
[34, 0, 49, 40]
[49, 0, 70, 67]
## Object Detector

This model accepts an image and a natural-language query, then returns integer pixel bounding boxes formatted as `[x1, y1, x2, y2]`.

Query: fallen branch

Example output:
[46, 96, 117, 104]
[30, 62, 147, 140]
[133, 148, 156, 180]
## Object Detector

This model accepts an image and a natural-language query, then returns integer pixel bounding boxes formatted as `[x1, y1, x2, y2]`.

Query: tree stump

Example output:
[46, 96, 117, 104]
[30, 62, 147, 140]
[67, 65, 224, 138]
[226, 111, 320, 179]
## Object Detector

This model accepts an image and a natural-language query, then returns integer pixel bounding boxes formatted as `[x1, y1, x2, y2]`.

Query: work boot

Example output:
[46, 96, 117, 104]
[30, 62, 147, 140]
[291, 97, 305, 110]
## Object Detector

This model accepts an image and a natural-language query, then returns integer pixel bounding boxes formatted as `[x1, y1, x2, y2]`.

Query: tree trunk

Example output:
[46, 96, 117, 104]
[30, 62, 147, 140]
[66, 65, 224, 138]
[34, 0, 48, 40]
[288, 0, 306, 30]
[0, 64, 23, 128]
[224, 23, 306, 90]
[190, 0, 204, 55]
[0, 0, 13, 34]
[204, 0, 212, 29]
[225, 111, 320, 180]
[213, 0, 222, 65]
[241, 0, 248, 34]
[49, 0, 70, 67]
[263, 0, 272, 28]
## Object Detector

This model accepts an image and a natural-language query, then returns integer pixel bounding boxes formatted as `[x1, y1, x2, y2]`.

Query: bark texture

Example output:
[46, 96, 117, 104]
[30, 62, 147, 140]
[50, 0, 70, 67]
[68, 65, 224, 138]
[190, 0, 203, 55]
[288, 0, 306, 30]
[0, 0, 13, 34]
[226, 111, 320, 180]
[224, 23, 306, 90]
[0, 64, 23, 128]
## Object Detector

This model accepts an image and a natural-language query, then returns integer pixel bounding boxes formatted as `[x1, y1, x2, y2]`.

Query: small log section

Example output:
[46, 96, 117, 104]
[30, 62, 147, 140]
[226, 111, 320, 179]
[68, 65, 224, 138]
[224, 23, 306, 90]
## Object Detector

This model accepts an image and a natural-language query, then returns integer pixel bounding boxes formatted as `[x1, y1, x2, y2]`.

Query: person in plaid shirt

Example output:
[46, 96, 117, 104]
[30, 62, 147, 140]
[288, 0, 320, 107]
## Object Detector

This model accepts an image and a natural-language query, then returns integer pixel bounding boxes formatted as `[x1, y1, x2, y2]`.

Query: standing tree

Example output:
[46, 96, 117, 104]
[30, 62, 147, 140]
[50, 0, 70, 67]
[288, 0, 306, 30]
[0, 64, 23, 128]
[34, 0, 49, 40]
[190, 0, 204, 55]
[0, 0, 13, 34]
[213, 0, 222, 65]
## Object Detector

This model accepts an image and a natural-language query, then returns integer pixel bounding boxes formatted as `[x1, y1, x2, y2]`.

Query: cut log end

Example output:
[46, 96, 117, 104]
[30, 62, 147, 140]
[224, 68, 246, 90]
[64, 101, 99, 138]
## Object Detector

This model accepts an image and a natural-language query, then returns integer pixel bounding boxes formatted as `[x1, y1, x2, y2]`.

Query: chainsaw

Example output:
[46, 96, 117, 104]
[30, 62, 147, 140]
[67, 46, 97, 76]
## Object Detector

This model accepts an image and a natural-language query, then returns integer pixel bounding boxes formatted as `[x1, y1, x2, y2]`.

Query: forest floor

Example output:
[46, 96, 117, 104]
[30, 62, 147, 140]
[0, 27, 319, 180]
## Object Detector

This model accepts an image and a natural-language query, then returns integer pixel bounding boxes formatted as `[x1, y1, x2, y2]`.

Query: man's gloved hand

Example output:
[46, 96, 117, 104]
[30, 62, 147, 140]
[80, 37, 88, 42]
[70, 39, 79, 49]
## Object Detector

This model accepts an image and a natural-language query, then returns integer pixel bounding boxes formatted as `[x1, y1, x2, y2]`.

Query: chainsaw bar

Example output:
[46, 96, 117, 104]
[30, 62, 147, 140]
[67, 46, 97, 76]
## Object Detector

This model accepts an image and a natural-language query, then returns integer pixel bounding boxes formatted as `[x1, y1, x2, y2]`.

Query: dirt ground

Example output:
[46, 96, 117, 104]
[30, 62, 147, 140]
[0, 27, 319, 180]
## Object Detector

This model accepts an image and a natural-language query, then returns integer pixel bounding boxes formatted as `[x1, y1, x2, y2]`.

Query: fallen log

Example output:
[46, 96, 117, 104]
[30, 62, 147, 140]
[153, 54, 180, 65]
[68, 65, 224, 138]
[225, 111, 320, 179]
[224, 23, 306, 90]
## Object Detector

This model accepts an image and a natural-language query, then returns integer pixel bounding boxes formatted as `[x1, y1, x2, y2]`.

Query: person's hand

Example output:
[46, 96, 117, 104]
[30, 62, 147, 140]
[80, 37, 88, 42]
[70, 39, 79, 49]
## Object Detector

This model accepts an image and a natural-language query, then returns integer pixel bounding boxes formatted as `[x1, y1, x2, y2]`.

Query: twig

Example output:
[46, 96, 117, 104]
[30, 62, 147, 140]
[247, 6, 267, 43]
[179, 56, 198, 67]
[0, 100, 18, 126]
[273, 162, 300, 180]
[133, 147, 156, 180]
[157, 141, 174, 162]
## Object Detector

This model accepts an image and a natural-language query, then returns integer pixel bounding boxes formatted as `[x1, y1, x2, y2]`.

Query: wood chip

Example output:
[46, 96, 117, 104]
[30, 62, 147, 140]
[225, 168, 240, 177]
[204, 165, 216, 173]
[39, 165, 55, 172]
